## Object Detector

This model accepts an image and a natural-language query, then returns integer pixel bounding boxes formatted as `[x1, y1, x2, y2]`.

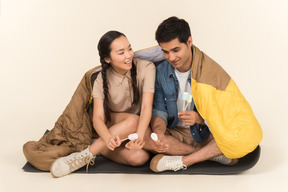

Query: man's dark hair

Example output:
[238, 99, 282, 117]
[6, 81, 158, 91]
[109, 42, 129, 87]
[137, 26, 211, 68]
[155, 16, 191, 44]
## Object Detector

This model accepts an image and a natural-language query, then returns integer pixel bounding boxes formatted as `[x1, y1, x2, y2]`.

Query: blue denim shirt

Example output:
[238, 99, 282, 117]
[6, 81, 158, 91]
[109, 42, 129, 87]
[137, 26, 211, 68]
[152, 60, 210, 143]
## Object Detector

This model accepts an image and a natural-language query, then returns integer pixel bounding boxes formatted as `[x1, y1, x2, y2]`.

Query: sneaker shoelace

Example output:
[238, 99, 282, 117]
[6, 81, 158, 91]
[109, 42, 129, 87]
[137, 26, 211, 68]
[66, 153, 95, 173]
[86, 156, 95, 172]
[165, 159, 187, 171]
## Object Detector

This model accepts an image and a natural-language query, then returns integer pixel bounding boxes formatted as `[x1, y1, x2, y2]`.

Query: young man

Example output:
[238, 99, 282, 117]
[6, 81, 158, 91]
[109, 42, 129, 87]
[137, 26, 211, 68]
[146, 16, 262, 172]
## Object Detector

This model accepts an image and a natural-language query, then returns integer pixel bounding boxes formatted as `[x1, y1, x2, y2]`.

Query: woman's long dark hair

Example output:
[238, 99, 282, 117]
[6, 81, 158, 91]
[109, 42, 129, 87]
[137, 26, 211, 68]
[97, 31, 139, 122]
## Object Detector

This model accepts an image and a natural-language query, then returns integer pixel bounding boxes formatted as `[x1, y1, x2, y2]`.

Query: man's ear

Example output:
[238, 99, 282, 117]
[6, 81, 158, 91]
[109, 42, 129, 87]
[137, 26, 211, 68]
[187, 36, 193, 47]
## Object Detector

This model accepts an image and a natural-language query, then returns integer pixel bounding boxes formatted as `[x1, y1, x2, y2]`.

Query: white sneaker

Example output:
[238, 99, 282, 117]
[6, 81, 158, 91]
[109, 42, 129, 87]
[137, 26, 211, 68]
[150, 154, 187, 172]
[50, 146, 95, 178]
[209, 155, 238, 166]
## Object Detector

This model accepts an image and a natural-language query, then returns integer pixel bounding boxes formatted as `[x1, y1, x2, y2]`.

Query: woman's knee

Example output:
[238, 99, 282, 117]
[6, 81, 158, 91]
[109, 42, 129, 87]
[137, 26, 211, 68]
[126, 150, 149, 166]
[125, 114, 139, 129]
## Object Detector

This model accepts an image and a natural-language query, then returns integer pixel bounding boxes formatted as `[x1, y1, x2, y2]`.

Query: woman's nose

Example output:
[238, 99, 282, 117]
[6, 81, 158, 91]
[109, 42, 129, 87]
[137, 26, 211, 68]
[125, 51, 133, 59]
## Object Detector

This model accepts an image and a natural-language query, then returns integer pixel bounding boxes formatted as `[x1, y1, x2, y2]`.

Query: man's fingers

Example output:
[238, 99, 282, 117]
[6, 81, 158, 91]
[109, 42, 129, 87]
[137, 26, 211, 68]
[153, 142, 169, 153]
[179, 114, 193, 120]
[178, 111, 191, 116]
[154, 140, 164, 146]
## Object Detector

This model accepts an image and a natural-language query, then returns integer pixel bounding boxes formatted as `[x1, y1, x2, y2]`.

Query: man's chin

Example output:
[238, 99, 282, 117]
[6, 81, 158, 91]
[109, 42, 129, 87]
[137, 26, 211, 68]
[173, 64, 182, 70]
[170, 62, 179, 68]
[170, 60, 181, 66]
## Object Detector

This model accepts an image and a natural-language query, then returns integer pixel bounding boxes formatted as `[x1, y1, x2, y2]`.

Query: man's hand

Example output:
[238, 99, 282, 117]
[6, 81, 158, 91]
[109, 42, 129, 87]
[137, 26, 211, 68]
[151, 133, 169, 153]
[178, 111, 204, 126]
[150, 116, 169, 153]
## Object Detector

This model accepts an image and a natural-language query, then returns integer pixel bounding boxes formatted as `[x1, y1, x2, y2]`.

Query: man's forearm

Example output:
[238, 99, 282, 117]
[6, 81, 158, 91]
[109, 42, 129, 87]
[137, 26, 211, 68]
[151, 116, 167, 134]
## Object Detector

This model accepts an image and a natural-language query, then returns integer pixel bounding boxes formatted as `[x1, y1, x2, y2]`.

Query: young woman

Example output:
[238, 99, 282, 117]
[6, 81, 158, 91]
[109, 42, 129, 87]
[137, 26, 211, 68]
[50, 31, 155, 178]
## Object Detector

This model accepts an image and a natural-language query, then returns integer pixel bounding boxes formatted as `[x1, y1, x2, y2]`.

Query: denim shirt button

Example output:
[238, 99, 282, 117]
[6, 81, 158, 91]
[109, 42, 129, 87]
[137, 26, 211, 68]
[164, 98, 167, 101]
[200, 128, 202, 132]
[192, 132, 195, 136]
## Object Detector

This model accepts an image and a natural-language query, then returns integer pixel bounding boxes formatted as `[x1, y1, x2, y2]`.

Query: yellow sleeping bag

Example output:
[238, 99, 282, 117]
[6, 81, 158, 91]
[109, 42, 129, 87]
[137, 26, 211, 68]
[191, 45, 263, 158]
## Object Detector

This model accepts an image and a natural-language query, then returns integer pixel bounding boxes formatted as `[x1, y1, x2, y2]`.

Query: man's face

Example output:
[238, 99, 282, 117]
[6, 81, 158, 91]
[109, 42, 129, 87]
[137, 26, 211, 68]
[159, 37, 193, 72]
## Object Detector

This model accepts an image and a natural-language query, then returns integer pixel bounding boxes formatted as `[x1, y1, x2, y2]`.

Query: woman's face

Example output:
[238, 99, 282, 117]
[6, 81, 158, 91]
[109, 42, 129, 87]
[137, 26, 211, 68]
[105, 36, 134, 75]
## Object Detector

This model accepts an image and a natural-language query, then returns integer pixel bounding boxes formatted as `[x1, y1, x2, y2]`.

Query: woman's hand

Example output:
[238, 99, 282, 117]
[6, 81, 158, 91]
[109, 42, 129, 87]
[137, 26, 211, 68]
[125, 137, 145, 150]
[106, 136, 121, 151]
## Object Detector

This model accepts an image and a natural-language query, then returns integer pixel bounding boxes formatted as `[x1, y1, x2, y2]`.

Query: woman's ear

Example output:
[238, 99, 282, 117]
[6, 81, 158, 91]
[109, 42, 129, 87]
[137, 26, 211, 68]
[104, 57, 111, 64]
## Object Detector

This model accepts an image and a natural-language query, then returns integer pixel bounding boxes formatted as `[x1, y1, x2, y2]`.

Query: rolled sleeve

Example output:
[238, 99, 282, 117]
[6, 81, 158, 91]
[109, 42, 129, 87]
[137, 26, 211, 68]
[152, 109, 168, 125]
[152, 69, 169, 124]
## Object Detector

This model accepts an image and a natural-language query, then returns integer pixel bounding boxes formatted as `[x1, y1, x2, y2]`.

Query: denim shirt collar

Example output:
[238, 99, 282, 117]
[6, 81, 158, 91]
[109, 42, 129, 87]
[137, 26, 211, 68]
[167, 45, 193, 84]
[167, 62, 191, 85]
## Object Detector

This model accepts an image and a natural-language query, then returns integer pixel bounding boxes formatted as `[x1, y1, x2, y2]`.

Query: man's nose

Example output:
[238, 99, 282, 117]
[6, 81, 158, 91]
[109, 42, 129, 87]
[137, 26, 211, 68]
[168, 53, 176, 61]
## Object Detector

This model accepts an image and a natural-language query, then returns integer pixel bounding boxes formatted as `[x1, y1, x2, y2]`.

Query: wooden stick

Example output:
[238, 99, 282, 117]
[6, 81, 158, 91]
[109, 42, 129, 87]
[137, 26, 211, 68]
[183, 100, 186, 111]
[120, 138, 128, 142]
[184, 102, 189, 111]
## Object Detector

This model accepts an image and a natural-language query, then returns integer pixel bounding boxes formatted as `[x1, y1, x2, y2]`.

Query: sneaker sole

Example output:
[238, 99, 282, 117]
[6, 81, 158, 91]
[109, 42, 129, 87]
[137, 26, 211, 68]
[226, 159, 239, 166]
[150, 154, 165, 173]
[50, 159, 68, 178]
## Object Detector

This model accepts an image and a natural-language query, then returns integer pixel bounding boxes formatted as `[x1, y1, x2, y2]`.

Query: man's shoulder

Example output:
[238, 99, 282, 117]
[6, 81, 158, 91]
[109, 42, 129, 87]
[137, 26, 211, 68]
[156, 60, 172, 74]
[156, 59, 169, 68]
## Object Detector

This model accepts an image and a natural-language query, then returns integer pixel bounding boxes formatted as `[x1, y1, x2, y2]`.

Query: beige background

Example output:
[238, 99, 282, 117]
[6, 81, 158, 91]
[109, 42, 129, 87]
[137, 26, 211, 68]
[0, 0, 288, 191]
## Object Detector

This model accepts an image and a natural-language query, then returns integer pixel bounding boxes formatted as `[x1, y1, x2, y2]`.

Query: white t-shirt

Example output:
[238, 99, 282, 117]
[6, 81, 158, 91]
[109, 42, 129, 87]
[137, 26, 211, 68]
[175, 69, 193, 128]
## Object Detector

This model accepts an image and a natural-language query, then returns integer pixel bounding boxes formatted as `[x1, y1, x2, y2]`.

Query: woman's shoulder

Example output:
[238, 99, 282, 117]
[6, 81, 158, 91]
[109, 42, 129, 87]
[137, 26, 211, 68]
[133, 58, 156, 71]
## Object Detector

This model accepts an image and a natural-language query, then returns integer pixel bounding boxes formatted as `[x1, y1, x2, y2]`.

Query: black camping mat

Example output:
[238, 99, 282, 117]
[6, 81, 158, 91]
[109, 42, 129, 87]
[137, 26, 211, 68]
[23, 145, 260, 175]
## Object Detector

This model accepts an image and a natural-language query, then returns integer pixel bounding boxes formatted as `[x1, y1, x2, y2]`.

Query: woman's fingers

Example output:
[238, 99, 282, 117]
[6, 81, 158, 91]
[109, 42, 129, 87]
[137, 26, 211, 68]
[107, 136, 121, 151]
[115, 135, 121, 146]
[125, 138, 145, 150]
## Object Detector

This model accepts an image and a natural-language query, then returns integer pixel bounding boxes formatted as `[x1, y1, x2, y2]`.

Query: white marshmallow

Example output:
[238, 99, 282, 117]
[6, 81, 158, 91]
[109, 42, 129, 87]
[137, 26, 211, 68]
[151, 133, 158, 141]
[128, 133, 138, 141]
[182, 92, 189, 100]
